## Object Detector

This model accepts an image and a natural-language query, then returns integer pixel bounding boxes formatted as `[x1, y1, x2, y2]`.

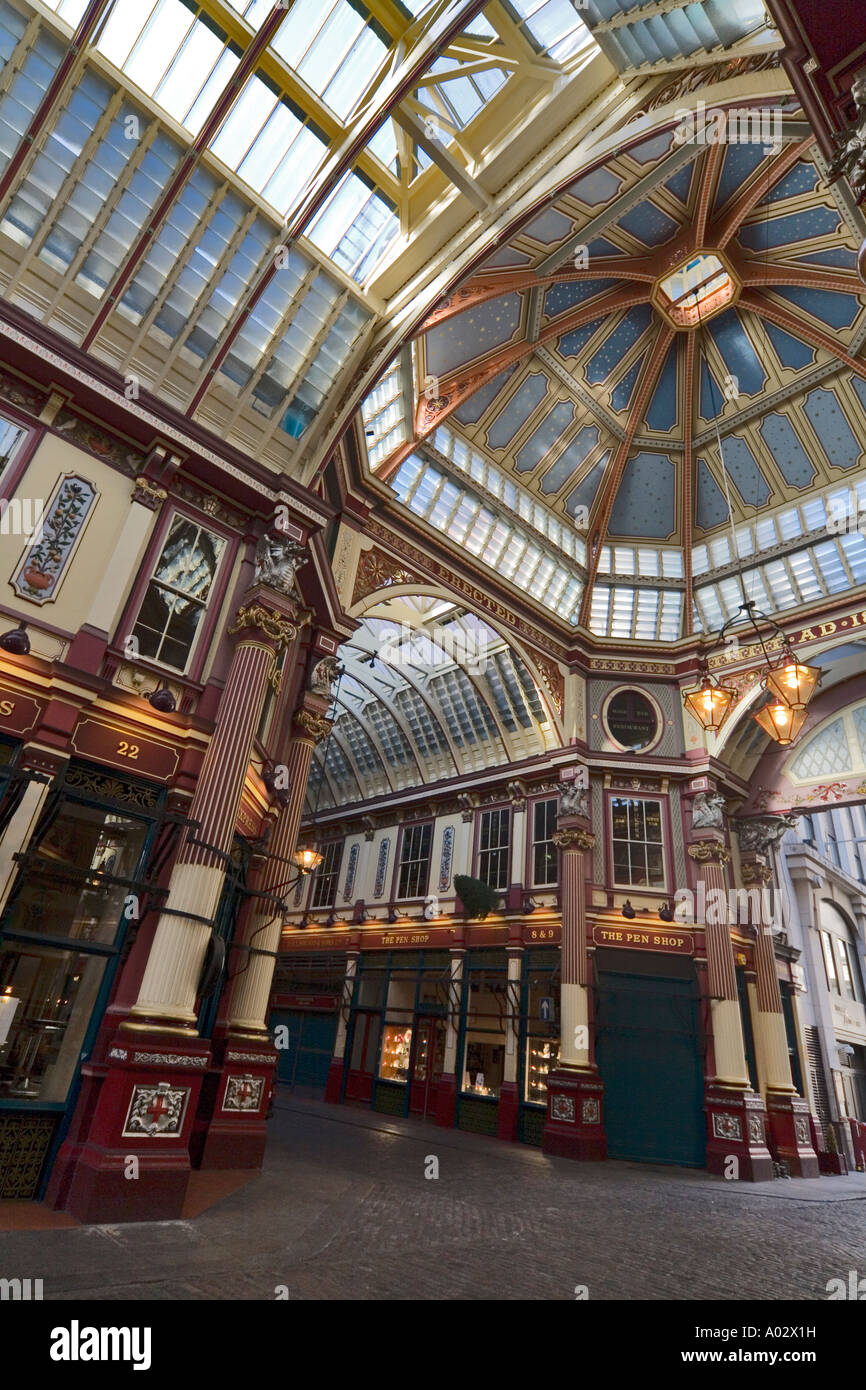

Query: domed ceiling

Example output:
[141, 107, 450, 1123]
[371, 111, 866, 642]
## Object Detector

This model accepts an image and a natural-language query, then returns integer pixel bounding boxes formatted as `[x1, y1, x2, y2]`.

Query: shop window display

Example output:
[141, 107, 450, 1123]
[523, 958, 560, 1103]
[0, 794, 153, 1104]
[379, 1023, 412, 1082]
[461, 959, 507, 1098]
[377, 970, 415, 1083]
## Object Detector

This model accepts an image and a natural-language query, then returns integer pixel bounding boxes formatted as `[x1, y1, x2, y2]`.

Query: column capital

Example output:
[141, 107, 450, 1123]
[553, 828, 595, 853]
[687, 838, 731, 865]
[229, 601, 309, 652]
[741, 861, 774, 886]
[293, 707, 333, 744]
[131, 475, 168, 510]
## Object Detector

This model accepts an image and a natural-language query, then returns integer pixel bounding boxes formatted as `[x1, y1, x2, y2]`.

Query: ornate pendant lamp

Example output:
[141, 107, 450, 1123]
[752, 698, 808, 746]
[686, 600, 820, 746]
[682, 663, 738, 733]
[764, 653, 821, 712]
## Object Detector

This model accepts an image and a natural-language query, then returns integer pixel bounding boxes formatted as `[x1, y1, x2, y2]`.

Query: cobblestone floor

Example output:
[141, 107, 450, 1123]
[2, 1090, 865, 1301]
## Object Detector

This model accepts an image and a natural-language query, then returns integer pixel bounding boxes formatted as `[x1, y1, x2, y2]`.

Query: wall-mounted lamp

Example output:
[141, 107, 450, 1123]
[0, 622, 29, 655]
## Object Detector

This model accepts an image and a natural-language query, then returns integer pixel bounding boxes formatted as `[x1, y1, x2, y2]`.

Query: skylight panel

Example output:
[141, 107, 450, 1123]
[787, 548, 822, 602]
[813, 540, 848, 592]
[41, 0, 89, 23]
[271, 0, 387, 120]
[505, 0, 588, 62]
[307, 170, 399, 283]
[225, 0, 274, 26]
[840, 532, 866, 584]
[659, 592, 682, 641]
[98, 0, 241, 138]
[77, 130, 184, 296]
[368, 118, 398, 172]
[0, 28, 67, 182]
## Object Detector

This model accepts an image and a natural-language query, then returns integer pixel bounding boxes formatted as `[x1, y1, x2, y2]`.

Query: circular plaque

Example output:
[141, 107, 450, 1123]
[605, 689, 659, 751]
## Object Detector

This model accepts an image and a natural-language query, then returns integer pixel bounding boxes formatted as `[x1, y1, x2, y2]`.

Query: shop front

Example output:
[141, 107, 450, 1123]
[344, 951, 451, 1117]
[0, 761, 166, 1199]
[330, 940, 565, 1141]
[269, 953, 345, 1093]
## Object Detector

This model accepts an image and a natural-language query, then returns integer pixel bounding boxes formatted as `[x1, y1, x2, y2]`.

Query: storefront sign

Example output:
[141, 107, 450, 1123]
[369, 927, 458, 949]
[523, 925, 561, 945]
[272, 993, 339, 1011]
[593, 924, 693, 954]
[70, 717, 180, 781]
[0, 687, 43, 735]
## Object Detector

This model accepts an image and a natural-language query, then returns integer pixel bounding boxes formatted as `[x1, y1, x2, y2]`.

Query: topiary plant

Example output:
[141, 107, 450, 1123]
[454, 874, 502, 920]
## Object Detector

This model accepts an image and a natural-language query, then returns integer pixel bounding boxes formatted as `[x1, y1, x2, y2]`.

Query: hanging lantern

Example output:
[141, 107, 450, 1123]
[293, 846, 324, 875]
[683, 669, 738, 732]
[764, 654, 821, 711]
[753, 700, 808, 745]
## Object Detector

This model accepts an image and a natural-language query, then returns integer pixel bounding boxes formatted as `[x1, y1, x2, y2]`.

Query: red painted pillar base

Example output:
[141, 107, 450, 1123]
[497, 1081, 519, 1142]
[325, 1057, 345, 1104]
[194, 1038, 278, 1170]
[542, 1068, 607, 1160]
[704, 1085, 774, 1181]
[766, 1092, 820, 1177]
[46, 1032, 211, 1224]
[435, 1073, 458, 1128]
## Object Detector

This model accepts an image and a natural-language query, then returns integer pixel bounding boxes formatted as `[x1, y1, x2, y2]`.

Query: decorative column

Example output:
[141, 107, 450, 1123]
[736, 817, 819, 1177]
[688, 835, 774, 1181]
[435, 947, 465, 1127]
[325, 952, 358, 1103]
[497, 945, 523, 1141]
[48, 583, 309, 1222]
[197, 697, 332, 1168]
[542, 818, 606, 1161]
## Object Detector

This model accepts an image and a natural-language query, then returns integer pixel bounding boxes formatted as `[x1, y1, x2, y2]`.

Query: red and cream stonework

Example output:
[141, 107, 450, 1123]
[47, 589, 310, 1222]
[543, 824, 607, 1162]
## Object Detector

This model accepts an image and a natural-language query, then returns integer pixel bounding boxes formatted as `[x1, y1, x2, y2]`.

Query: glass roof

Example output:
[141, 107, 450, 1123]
[307, 596, 556, 809]
[360, 64, 866, 645]
[0, 0, 612, 477]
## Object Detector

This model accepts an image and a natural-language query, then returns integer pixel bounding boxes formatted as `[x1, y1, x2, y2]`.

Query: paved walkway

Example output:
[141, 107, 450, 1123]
[2, 1090, 865, 1300]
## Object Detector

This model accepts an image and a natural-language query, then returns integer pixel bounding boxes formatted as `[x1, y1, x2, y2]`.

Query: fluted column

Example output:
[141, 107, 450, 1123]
[542, 822, 605, 1160]
[688, 831, 774, 1181]
[687, 838, 750, 1087]
[227, 705, 331, 1035]
[553, 827, 595, 1067]
[129, 600, 307, 1029]
[735, 816, 818, 1177]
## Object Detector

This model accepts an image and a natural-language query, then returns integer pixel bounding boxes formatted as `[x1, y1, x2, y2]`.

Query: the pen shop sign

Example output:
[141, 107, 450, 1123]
[593, 924, 693, 955]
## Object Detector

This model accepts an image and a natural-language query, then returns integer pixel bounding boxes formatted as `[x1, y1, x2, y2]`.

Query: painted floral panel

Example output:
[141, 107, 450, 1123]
[12, 473, 98, 604]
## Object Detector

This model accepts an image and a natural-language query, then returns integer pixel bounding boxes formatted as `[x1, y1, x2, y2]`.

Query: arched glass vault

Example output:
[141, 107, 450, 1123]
[306, 593, 558, 809]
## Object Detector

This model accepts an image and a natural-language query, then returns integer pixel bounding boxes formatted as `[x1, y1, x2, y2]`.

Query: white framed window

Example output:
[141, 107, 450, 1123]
[478, 808, 510, 890]
[131, 513, 227, 672]
[610, 797, 665, 889]
[532, 798, 558, 887]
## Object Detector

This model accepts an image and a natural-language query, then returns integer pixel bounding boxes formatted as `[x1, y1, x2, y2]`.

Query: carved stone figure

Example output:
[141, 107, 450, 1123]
[559, 782, 589, 819]
[734, 814, 798, 855]
[691, 791, 726, 830]
[828, 71, 866, 201]
[253, 533, 307, 594]
[310, 656, 341, 696]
